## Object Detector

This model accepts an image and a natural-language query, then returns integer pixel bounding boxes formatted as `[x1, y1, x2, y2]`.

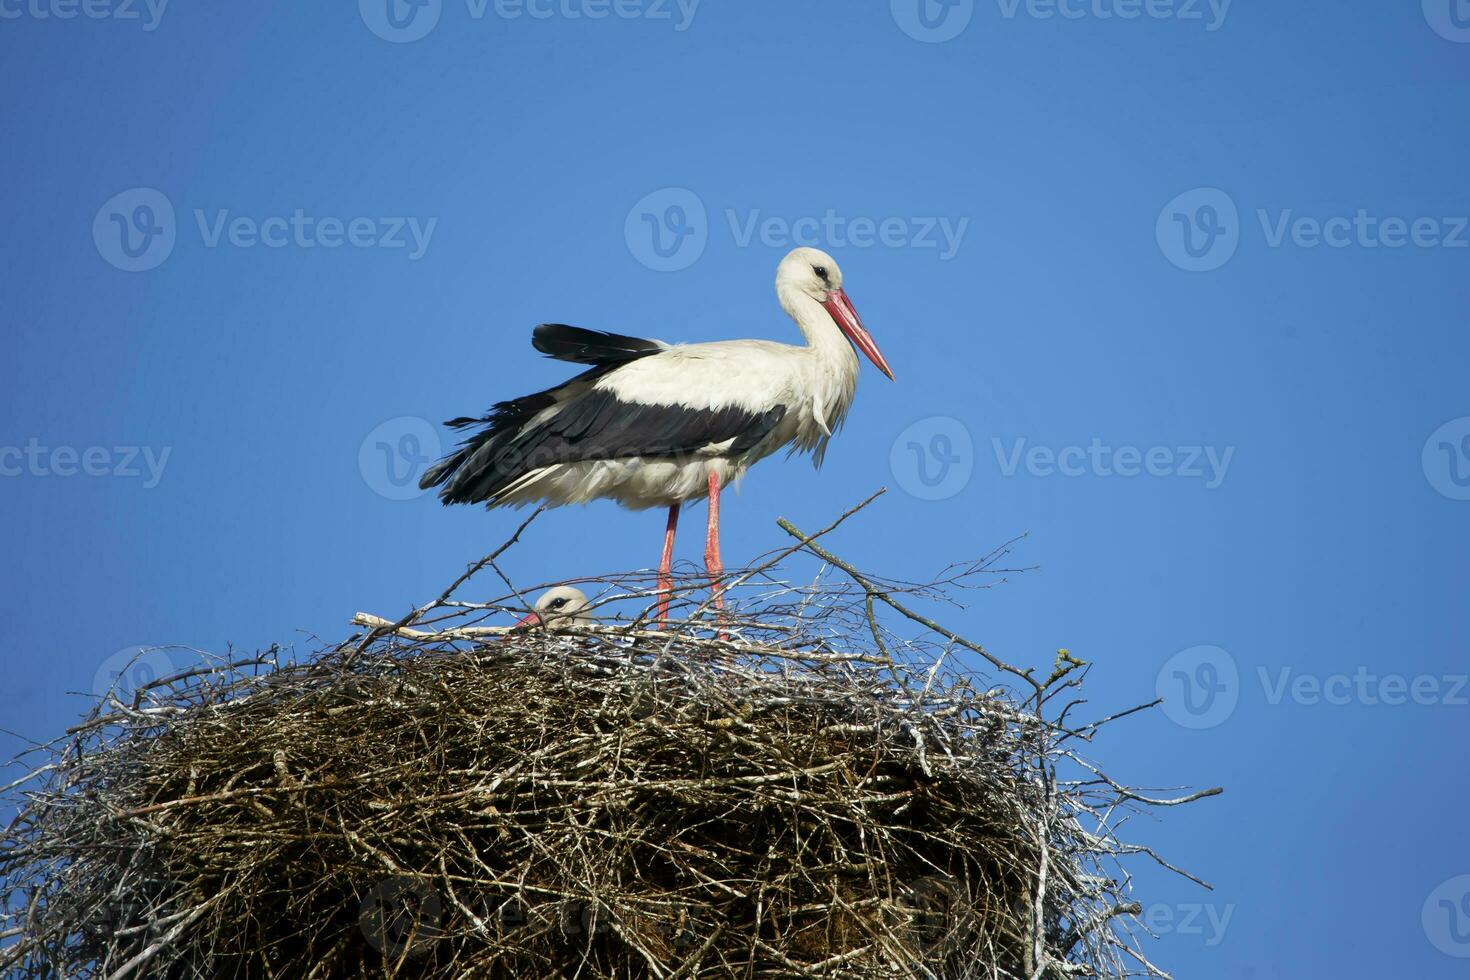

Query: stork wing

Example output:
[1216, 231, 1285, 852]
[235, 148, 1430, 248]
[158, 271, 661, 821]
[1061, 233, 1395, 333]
[529, 389, 785, 463]
[434, 387, 785, 504]
[532, 324, 667, 366]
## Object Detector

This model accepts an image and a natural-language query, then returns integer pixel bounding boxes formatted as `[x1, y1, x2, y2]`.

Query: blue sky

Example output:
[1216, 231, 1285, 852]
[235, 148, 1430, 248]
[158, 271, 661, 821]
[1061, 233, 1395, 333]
[2, 1, 1468, 975]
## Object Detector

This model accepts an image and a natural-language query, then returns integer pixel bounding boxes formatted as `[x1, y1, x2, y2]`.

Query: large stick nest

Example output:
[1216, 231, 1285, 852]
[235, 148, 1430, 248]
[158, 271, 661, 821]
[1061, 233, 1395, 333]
[1, 504, 1214, 979]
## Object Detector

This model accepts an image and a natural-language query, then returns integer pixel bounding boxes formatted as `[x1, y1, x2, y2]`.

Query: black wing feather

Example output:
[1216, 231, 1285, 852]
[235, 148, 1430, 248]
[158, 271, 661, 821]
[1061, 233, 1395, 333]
[421, 322, 784, 506]
[420, 323, 668, 495]
[532, 324, 666, 365]
[427, 385, 785, 506]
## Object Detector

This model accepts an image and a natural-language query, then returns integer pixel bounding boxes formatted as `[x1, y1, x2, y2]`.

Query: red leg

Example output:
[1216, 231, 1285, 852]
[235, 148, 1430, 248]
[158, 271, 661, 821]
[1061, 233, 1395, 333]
[657, 504, 679, 626]
[704, 471, 726, 616]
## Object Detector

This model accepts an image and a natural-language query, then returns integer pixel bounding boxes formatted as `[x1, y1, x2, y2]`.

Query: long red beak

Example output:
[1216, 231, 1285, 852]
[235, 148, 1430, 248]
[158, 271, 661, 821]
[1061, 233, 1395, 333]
[822, 288, 894, 380]
[514, 612, 542, 629]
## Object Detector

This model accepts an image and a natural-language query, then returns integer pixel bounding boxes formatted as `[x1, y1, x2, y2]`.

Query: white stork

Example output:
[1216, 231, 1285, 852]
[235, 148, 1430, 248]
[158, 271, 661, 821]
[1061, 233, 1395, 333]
[514, 586, 593, 629]
[420, 246, 895, 622]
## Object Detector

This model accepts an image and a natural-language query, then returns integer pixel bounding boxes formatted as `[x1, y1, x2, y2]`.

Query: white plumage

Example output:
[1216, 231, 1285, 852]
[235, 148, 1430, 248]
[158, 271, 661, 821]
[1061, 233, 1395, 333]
[496, 338, 860, 509]
[515, 586, 593, 629]
[422, 246, 894, 622]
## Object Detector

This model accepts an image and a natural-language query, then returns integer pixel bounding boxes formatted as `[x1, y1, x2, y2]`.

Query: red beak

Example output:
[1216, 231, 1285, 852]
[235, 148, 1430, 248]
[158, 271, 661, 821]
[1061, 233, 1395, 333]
[514, 612, 542, 629]
[822, 288, 894, 380]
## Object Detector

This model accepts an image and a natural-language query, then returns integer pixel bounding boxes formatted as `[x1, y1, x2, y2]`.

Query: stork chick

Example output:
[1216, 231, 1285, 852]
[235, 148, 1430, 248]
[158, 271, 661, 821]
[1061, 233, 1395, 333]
[514, 586, 593, 630]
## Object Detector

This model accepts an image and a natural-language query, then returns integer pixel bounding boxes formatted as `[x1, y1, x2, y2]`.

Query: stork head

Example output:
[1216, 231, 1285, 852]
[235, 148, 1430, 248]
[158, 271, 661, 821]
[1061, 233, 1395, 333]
[776, 247, 895, 381]
[515, 586, 593, 629]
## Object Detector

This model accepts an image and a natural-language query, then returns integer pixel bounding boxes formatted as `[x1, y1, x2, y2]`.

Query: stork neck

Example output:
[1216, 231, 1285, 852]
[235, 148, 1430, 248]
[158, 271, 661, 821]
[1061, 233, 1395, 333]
[780, 285, 855, 362]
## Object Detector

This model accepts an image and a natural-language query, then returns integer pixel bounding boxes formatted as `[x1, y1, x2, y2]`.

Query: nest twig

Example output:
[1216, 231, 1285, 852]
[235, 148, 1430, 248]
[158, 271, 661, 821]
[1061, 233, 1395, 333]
[0, 493, 1217, 979]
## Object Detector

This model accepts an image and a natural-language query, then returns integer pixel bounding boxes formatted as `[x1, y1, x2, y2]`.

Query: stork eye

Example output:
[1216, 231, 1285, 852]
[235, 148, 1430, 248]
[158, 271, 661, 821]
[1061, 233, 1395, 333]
[813, 265, 829, 281]
[549, 597, 568, 610]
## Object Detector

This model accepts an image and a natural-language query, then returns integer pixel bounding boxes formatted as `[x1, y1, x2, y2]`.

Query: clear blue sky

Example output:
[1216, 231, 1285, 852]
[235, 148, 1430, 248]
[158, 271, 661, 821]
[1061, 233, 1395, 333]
[2, 2, 1467, 976]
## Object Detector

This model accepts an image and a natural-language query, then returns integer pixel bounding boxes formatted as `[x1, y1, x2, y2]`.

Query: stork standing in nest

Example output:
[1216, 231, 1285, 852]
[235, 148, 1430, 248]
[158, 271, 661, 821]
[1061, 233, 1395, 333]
[421, 246, 895, 623]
